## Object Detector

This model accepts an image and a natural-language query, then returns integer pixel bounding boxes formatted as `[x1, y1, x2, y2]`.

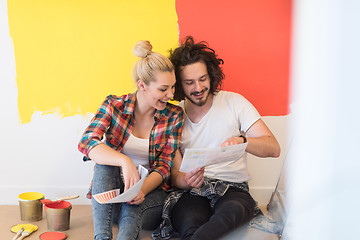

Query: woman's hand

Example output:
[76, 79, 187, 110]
[121, 157, 140, 192]
[184, 167, 205, 188]
[128, 190, 145, 205]
[88, 144, 141, 190]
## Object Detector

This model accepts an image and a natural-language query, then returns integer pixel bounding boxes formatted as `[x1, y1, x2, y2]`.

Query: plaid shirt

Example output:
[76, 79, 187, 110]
[78, 92, 184, 191]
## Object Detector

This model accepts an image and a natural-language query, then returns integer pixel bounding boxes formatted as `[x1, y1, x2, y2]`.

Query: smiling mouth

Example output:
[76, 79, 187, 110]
[191, 89, 206, 97]
[159, 99, 168, 104]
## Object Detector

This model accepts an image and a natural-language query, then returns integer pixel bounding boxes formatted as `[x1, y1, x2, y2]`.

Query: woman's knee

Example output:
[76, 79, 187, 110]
[92, 164, 123, 193]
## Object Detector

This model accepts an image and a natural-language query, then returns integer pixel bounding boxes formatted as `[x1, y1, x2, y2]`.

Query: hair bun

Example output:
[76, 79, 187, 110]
[133, 40, 153, 58]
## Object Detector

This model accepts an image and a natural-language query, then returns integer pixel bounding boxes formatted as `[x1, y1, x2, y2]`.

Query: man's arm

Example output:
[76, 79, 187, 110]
[222, 119, 280, 158]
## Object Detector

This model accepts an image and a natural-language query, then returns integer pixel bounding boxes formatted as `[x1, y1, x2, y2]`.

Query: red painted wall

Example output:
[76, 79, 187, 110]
[176, 0, 292, 116]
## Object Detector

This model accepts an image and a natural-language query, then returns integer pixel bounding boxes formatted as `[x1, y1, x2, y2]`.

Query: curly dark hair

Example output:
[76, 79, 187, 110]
[169, 36, 225, 101]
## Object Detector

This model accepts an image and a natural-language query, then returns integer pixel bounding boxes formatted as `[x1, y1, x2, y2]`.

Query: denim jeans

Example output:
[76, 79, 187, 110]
[171, 187, 255, 240]
[92, 163, 167, 240]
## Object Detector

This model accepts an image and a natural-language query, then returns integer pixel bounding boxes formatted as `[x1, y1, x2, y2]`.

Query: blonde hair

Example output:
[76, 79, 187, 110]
[133, 40, 174, 85]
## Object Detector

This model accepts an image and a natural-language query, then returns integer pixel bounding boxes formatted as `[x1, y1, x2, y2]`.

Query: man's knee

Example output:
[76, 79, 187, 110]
[215, 199, 254, 227]
[171, 197, 212, 237]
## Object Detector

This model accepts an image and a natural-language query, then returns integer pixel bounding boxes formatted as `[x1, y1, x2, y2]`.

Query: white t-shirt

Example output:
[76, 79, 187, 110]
[121, 133, 150, 170]
[179, 91, 261, 183]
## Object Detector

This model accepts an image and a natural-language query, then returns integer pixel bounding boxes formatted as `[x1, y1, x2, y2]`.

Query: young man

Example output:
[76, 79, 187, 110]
[168, 36, 281, 240]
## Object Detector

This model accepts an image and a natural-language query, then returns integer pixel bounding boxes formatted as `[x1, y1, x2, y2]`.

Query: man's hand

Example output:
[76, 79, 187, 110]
[221, 136, 244, 148]
[184, 167, 205, 188]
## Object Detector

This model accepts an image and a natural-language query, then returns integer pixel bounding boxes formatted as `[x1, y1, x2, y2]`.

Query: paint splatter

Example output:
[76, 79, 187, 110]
[176, 0, 291, 115]
[8, 0, 179, 123]
[11, 224, 38, 233]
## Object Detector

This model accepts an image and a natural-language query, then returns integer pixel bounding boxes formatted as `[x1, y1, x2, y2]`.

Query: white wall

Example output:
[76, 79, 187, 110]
[0, 0, 289, 206]
[248, 115, 290, 206]
[284, 0, 360, 239]
[0, 0, 93, 205]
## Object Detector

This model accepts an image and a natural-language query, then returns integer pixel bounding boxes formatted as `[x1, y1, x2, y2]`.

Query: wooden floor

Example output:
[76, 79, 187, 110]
[0, 205, 279, 239]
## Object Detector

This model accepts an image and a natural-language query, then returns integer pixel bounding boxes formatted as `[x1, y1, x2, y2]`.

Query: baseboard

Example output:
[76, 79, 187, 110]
[0, 186, 91, 205]
[1, 186, 275, 206]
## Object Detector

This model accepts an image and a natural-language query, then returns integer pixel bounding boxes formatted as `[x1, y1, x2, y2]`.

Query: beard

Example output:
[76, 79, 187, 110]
[185, 88, 209, 107]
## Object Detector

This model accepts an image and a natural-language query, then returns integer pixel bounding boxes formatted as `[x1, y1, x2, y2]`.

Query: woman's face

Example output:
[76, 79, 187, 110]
[142, 70, 176, 110]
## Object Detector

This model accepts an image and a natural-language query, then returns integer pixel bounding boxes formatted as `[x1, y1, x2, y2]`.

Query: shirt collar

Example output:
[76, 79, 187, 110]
[122, 92, 137, 115]
[122, 91, 168, 120]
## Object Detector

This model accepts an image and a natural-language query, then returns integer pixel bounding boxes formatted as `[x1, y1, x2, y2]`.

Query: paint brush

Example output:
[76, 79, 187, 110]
[17, 229, 35, 240]
[10, 224, 38, 240]
[12, 227, 24, 240]
[55, 194, 79, 201]
[41, 194, 79, 205]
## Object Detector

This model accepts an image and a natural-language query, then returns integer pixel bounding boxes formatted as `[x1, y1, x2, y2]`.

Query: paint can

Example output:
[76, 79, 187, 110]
[18, 192, 44, 222]
[45, 201, 72, 231]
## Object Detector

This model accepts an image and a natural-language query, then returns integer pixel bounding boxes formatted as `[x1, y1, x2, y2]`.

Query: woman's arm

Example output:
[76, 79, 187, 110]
[129, 171, 163, 205]
[148, 107, 185, 187]
[89, 143, 140, 191]
[130, 107, 185, 204]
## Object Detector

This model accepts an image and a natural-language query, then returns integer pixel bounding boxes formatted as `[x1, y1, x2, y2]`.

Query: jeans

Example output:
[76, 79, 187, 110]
[171, 187, 255, 240]
[92, 164, 167, 240]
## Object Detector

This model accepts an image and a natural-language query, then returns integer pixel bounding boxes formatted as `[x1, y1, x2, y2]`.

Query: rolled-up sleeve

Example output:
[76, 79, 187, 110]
[78, 96, 113, 157]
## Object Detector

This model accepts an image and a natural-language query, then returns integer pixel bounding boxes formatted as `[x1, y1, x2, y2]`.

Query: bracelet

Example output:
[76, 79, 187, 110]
[239, 135, 247, 143]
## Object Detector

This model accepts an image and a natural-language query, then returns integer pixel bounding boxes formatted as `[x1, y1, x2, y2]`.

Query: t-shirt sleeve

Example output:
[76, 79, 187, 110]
[231, 92, 261, 133]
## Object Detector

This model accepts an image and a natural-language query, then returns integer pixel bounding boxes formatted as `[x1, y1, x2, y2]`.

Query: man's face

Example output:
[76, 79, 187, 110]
[179, 61, 211, 106]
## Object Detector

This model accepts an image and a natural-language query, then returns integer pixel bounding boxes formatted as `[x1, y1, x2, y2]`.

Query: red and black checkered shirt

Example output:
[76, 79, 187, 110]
[78, 92, 184, 191]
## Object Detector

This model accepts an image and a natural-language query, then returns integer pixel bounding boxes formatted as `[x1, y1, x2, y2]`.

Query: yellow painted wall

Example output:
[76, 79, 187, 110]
[8, 0, 178, 123]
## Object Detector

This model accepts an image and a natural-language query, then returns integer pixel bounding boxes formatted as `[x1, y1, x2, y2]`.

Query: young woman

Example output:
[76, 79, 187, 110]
[78, 40, 184, 240]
